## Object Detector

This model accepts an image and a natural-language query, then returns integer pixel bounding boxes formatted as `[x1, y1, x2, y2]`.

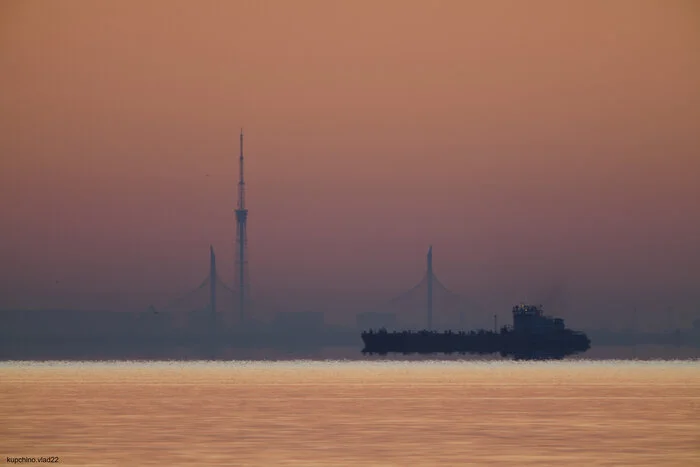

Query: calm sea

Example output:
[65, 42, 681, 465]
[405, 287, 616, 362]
[2, 361, 699, 466]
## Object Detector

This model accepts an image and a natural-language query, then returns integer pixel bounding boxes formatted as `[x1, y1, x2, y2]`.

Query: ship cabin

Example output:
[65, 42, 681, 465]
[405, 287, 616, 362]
[511, 304, 565, 334]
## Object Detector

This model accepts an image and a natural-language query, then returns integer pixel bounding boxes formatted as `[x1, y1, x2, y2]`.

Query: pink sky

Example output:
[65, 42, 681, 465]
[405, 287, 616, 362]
[1, 1, 698, 324]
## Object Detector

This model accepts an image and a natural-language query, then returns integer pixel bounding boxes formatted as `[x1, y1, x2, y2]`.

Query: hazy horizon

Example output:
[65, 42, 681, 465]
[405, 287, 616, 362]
[1, 1, 699, 328]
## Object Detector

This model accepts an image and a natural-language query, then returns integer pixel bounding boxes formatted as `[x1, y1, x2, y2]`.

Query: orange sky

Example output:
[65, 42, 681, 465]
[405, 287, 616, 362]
[1, 1, 699, 324]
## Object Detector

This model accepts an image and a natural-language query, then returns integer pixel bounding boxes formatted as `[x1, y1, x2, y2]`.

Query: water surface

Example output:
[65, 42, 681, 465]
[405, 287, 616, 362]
[2, 360, 699, 466]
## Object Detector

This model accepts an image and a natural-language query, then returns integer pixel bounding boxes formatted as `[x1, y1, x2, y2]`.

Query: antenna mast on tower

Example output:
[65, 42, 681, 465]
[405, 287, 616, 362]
[235, 128, 249, 325]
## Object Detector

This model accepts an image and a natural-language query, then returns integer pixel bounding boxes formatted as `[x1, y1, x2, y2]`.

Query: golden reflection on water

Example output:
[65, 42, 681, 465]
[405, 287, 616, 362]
[2, 361, 699, 466]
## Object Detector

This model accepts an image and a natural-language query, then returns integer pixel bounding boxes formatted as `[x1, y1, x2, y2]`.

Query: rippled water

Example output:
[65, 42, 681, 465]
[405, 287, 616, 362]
[2, 360, 699, 466]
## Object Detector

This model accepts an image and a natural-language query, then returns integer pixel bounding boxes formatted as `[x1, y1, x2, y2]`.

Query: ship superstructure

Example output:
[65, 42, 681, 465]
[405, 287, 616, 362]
[511, 304, 565, 333]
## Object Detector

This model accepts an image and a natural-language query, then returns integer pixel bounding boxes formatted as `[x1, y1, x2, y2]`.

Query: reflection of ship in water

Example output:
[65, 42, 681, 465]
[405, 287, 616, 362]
[361, 304, 591, 360]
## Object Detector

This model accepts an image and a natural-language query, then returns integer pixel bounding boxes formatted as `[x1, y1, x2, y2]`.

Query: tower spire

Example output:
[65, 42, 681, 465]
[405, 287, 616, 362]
[238, 128, 245, 209]
[235, 128, 249, 325]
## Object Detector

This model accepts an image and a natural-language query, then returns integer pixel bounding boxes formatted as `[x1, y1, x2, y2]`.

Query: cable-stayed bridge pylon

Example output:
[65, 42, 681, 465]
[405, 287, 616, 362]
[158, 272, 235, 315]
[154, 246, 243, 325]
[373, 248, 481, 330]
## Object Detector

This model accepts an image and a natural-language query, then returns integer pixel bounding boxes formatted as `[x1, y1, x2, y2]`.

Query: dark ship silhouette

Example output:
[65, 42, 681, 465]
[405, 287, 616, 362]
[361, 304, 591, 360]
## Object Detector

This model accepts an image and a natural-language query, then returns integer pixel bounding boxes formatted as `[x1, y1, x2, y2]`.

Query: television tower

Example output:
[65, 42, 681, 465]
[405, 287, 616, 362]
[235, 129, 249, 324]
[427, 245, 433, 330]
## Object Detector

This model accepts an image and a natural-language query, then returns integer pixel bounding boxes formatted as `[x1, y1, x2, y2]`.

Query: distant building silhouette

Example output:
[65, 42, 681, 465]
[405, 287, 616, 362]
[272, 311, 324, 332]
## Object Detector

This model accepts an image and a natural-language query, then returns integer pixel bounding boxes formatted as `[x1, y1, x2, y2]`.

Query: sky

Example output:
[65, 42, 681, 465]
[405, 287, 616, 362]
[1, 1, 699, 327]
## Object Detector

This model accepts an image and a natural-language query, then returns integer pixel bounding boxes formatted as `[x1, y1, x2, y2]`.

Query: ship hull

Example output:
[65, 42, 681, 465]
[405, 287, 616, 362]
[361, 330, 591, 360]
